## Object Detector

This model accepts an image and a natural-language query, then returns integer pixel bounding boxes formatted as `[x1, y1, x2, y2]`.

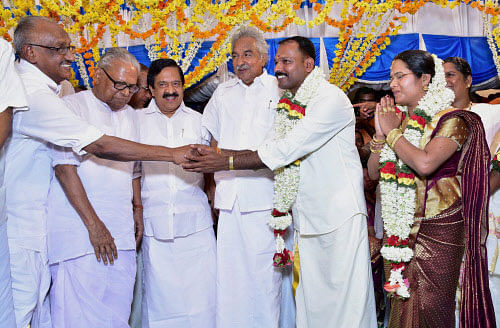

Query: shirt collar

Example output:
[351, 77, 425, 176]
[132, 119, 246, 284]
[16, 59, 61, 94]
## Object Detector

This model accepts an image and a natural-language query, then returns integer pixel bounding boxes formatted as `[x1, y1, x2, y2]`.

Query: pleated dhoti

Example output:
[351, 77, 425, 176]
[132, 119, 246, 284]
[49, 250, 136, 328]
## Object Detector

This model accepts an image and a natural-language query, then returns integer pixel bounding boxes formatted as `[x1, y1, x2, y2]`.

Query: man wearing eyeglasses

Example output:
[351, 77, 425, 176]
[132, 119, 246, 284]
[6, 16, 191, 328]
[45, 47, 143, 327]
[128, 63, 152, 110]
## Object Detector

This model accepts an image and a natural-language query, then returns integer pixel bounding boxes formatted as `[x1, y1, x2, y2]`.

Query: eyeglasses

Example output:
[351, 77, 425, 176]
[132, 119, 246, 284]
[29, 44, 75, 55]
[101, 68, 139, 93]
[389, 72, 414, 84]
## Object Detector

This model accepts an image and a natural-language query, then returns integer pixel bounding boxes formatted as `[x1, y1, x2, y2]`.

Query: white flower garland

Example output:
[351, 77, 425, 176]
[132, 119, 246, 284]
[268, 67, 325, 267]
[379, 54, 455, 298]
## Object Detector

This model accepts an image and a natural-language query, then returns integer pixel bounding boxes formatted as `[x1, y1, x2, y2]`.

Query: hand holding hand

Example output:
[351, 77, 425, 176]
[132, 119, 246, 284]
[182, 145, 228, 173]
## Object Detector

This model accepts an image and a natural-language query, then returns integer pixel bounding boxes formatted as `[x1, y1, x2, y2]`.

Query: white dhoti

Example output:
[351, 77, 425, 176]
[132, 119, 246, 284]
[9, 243, 51, 328]
[142, 227, 216, 328]
[217, 201, 281, 328]
[295, 214, 377, 328]
[129, 248, 143, 328]
[0, 222, 15, 328]
[49, 250, 136, 328]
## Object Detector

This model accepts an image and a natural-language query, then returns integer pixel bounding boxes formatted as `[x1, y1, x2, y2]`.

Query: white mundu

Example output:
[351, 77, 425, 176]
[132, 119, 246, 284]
[5, 59, 103, 328]
[202, 70, 282, 327]
[137, 100, 216, 328]
[0, 38, 28, 328]
[258, 76, 377, 327]
[46, 90, 138, 327]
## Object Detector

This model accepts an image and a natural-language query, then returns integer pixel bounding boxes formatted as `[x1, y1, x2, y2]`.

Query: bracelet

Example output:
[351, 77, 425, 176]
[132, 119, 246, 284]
[372, 134, 386, 144]
[369, 145, 382, 154]
[386, 128, 403, 149]
[369, 140, 384, 151]
[228, 156, 234, 170]
[133, 204, 143, 211]
[216, 147, 221, 155]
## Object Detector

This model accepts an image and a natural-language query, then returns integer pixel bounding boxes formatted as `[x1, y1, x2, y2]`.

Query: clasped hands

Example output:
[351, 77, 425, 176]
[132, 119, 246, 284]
[375, 95, 403, 137]
[173, 144, 226, 173]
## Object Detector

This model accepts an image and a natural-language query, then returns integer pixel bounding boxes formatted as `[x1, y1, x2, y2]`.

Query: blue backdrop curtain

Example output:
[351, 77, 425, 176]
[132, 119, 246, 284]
[72, 34, 497, 89]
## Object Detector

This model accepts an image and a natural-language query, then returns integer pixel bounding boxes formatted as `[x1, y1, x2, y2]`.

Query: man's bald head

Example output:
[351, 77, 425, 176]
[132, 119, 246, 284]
[13, 16, 75, 84]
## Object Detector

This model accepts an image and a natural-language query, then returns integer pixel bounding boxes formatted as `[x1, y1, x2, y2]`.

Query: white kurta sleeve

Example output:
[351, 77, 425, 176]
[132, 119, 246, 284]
[49, 144, 81, 167]
[0, 40, 27, 112]
[13, 88, 104, 155]
[257, 86, 353, 170]
[201, 89, 220, 142]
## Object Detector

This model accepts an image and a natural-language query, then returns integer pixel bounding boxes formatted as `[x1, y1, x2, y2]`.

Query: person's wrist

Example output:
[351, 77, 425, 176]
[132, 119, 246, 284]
[386, 128, 403, 149]
[133, 203, 143, 211]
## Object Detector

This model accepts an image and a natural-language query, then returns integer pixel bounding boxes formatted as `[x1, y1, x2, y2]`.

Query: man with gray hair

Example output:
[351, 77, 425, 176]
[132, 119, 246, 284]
[201, 25, 283, 327]
[6, 16, 189, 328]
[45, 47, 143, 327]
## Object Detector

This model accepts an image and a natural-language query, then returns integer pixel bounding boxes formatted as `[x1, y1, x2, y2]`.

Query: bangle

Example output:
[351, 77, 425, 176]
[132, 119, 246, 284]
[133, 204, 143, 211]
[369, 143, 382, 153]
[386, 128, 403, 149]
[228, 156, 234, 170]
[216, 147, 221, 155]
[372, 134, 385, 144]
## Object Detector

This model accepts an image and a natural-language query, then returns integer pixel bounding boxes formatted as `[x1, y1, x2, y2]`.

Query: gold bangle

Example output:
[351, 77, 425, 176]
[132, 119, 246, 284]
[369, 145, 382, 154]
[216, 147, 221, 155]
[228, 156, 234, 170]
[386, 128, 403, 149]
[372, 134, 385, 144]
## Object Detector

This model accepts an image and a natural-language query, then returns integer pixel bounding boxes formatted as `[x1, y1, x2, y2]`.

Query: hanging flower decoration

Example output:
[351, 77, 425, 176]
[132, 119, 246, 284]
[1, 1, 500, 89]
[379, 54, 455, 299]
[269, 67, 325, 268]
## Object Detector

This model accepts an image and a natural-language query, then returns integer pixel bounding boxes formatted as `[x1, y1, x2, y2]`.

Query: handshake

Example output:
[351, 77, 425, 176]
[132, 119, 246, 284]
[173, 144, 228, 173]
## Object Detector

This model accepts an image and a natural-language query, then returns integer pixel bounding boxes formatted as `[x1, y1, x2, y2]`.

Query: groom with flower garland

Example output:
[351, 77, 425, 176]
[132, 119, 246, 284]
[183, 36, 376, 327]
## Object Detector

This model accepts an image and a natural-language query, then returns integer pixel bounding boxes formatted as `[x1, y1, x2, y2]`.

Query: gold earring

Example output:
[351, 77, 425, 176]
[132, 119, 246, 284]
[423, 85, 428, 91]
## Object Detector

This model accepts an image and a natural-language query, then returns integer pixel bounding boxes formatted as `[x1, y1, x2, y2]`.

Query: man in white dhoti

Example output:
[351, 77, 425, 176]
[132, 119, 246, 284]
[135, 58, 216, 328]
[46, 48, 144, 328]
[0, 38, 28, 328]
[183, 36, 377, 327]
[200, 26, 284, 327]
[443, 57, 500, 326]
[6, 16, 193, 328]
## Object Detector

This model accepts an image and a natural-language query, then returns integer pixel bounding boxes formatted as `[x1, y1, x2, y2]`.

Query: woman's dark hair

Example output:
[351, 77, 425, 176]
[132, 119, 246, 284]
[394, 50, 435, 80]
[147, 58, 184, 88]
[443, 56, 472, 79]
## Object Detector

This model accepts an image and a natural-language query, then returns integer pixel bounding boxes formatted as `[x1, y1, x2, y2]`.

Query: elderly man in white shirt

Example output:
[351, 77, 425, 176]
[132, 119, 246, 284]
[200, 26, 285, 327]
[184, 36, 376, 327]
[0, 38, 28, 328]
[6, 16, 191, 328]
[46, 48, 143, 328]
[135, 58, 216, 327]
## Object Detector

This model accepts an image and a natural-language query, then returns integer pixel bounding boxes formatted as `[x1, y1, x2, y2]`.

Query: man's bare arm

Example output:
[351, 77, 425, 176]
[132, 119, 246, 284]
[0, 107, 12, 148]
[54, 164, 117, 265]
[83, 135, 190, 163]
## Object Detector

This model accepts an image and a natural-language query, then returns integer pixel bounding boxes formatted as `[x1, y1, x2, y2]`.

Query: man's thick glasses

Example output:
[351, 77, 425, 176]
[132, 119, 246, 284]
[29, 44, 75, 55]
[101, 68, 139, 93]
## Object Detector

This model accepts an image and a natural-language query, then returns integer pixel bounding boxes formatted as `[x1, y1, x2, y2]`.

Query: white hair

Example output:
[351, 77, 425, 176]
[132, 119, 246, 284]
[97, 47, 140, 72]
[231, 25, 269, 63]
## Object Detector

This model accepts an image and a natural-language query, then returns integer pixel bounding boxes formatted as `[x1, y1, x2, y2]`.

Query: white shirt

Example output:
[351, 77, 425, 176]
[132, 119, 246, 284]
[5, 60, 104, 251]
[137, 100, 212, 240]
[0, 39, 28, 226]
[258, 78, 367, 235]
[47, 90, 137, 263]
[202, 70, 279, 211]
[470, 103, 500, 147]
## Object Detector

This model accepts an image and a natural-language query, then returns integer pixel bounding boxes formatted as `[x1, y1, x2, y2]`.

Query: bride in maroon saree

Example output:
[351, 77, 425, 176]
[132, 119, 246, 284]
[367, 50, 496, 327]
